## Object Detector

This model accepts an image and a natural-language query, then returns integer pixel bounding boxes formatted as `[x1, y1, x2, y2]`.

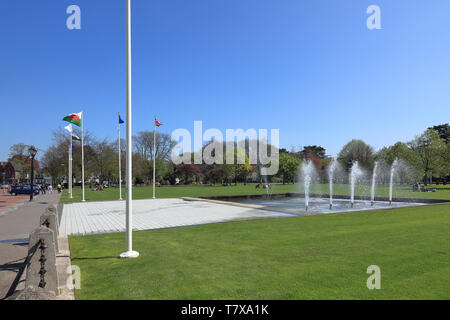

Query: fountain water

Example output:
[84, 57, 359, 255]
[265, 184, 273, 199]
[350, 161, 362, 208]
[261, 176, 273, 199]
[389, 158, 398, 205]
[301, 160, 315, 211]
[328, 158, 337, 209]
[370, 161, 378, 206]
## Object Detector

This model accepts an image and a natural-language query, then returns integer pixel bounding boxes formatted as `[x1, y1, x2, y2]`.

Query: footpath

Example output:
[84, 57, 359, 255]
[0, 192, 62, 299]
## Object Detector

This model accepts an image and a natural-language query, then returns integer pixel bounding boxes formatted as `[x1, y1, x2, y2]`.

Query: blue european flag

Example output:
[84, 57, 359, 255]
[119, 114, 124, 124]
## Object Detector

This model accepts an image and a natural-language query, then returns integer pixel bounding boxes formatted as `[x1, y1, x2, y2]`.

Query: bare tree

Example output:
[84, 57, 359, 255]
[133, 131, 176, 161]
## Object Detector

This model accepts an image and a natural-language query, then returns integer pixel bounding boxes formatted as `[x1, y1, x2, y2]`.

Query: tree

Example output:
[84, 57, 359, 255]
[237, 160, 254, 185]
[8, 143, 33, 182]
[9, 143, 29, 158]
[133, 131, 176, 162]
[337, 139, 375, 171]
[277, 153, 301, 184]
[204, 166, 225, 184]
[40, 145, 65, 185]
[245, 139, 279, 183]
[175, 164, 202, 184]
[429, 123, 450, 145]
[297, 145, 326, 159]
[223, 147, 253, 185]
[91, 139, 117, 183]
[132, 153, 150, 184]
[408, 129, 449, 184]
[376, 142, 421, 167]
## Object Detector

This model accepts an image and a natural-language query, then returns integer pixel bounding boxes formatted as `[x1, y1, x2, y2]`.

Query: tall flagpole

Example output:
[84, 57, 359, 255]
[120, 0, 139, 258]
[118, 112, 122, 200]
[69, 125, 73, 198]
[153, 115, 156, 199]
[81, 111, 85, 202]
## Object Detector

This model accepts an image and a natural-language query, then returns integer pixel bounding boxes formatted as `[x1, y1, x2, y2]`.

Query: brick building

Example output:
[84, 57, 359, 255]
[0, 161, 16, 184]
[0, 155, 39, 184]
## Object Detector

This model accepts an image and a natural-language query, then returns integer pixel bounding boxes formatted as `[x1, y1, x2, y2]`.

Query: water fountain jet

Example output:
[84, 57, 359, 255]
[301, 160, 315, 212]
[328, 158, 337, 210]
[370, 161, 378, 206]
[350, 161, 362, 208]
[389, 158, 398, 205]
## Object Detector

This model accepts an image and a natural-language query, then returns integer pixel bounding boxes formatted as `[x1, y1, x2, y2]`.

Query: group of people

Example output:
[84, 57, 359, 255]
[412, 182, 437, 193]
[36, 183, 64, 194]
[93, 183, 109, 191]
[36, 184, 55, 194]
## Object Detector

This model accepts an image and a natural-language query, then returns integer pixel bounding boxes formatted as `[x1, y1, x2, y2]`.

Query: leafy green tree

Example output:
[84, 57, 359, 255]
[408, 129, 449, 184]
[376, 142, 421, 167]
[429, 123, 450, 144]
[277, 153, 301, 184]
[337, 139, 375, 171]
[223, 147, 253, 185]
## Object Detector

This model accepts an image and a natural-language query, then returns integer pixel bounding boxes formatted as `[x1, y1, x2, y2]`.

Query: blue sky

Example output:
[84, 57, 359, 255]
[1, 0, 449, 161]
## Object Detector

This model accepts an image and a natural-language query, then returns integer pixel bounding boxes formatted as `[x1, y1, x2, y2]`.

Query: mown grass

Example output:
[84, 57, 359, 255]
[61, 183, 450, 203]
[70, 204, 450, 299]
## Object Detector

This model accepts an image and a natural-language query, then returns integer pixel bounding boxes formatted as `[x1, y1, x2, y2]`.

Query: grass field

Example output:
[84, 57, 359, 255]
[61, 183, 450, 203]
[69, 204, 450, 299]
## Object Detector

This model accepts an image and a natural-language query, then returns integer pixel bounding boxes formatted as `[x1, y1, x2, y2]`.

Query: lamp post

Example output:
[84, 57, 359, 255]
[28, 145, 37, 201]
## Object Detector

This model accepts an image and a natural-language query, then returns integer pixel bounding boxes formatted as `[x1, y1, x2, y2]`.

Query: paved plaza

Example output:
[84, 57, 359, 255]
[59, 198, 294, 236]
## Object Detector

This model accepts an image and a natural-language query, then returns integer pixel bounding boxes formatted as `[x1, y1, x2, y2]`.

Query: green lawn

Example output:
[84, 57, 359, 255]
[61, 183, 450, 203]
[70, 204, 450, 299]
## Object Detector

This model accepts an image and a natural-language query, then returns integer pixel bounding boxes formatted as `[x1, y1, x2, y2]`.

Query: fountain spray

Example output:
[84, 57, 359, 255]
[370, 161, 378, 206]
[301, 160, 314, 211]
[350, 161, 362, 208]
[328, 158, 337, 209]
[389, 158, 398, 205]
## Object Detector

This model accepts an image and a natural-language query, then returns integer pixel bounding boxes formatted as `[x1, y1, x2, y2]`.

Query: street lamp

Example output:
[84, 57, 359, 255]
[28, 145, 37, 201]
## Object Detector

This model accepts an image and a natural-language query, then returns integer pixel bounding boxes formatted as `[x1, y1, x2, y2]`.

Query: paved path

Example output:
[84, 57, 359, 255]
[59, 198, 294, 236]
[0, 192, 61, 300]
[0, 194, 29, 216]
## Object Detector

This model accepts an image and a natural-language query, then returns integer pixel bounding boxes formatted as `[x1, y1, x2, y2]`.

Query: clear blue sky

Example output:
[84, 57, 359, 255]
[1, 0, 449, 161]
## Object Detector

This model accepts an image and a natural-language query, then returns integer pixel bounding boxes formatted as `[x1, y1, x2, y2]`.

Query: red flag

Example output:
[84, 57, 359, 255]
[155, 119, 163, 127]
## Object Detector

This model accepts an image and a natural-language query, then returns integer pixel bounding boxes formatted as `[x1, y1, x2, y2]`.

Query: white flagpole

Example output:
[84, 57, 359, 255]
[81, 111, 85, 202]
[153, 115, 156, 199]
[120, 0, 139, 258]
[118, 113, 122, 200]
[69, 125, 73, 198]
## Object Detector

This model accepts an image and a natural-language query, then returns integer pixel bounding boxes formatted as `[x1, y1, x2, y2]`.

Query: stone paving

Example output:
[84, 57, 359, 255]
[59, 198, 294, 236]
[0, 194, 29, 216]
[0, 192, 61, 299]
